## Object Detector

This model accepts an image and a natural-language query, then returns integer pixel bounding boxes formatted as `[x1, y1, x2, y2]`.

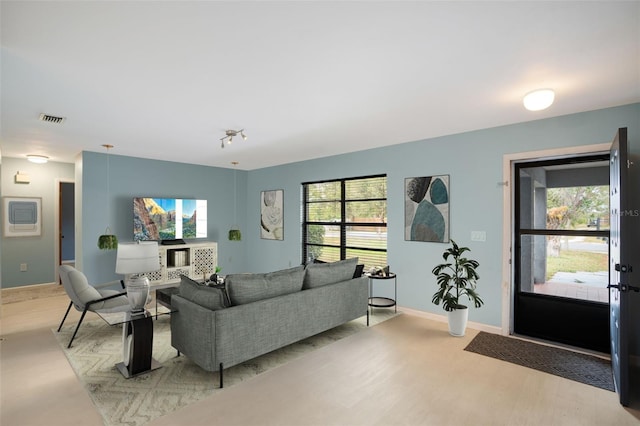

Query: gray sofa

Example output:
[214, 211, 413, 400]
[170, 258, 368, 387]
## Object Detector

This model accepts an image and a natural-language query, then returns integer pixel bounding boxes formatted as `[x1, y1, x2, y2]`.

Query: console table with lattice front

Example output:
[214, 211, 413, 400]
[142, 242, 218, 286]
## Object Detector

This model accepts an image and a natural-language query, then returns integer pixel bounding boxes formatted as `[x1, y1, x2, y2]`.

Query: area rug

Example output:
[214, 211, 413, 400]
[54, 310, 398, 426]
[464, 331, 614, 392]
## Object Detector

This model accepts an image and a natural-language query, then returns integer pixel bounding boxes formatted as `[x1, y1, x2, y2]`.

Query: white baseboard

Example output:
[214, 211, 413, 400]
[2, 281, 57, 291]
[398, 306, 503, 335]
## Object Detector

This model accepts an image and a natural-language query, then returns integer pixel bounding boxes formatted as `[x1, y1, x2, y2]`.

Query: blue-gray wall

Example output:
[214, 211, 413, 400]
[245, 103, 639, 329]
[0, 158, 74, 287]
[2, 104, 638, 341]
[78, 152, 248, 283]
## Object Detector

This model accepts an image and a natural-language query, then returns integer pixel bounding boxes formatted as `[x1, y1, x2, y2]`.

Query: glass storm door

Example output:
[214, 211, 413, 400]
[514, 154, 611, 352]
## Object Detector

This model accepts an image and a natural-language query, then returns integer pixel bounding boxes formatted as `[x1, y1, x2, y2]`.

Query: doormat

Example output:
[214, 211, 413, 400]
[464, 331, 614, 392]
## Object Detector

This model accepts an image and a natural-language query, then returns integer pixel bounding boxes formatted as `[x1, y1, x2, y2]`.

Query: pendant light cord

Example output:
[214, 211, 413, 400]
[103, 144, 113, 233]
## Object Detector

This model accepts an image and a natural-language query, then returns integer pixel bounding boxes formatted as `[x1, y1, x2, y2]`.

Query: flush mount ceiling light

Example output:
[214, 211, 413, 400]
[220, 129, 247, 149]
[523, 89, 555, 111]
[27, 155, 49, 164]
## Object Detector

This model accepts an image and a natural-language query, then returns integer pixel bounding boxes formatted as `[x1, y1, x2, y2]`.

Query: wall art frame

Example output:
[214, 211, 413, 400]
[404, 175, 450, 243]
[260, 189, 284, 240]
[3, 196, 42, 237]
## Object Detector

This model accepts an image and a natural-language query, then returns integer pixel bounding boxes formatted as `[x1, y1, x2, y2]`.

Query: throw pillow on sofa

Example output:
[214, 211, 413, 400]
[179, 275, 230, 311]
[303, 257, 358, 289]
[226, 265, 305, 306]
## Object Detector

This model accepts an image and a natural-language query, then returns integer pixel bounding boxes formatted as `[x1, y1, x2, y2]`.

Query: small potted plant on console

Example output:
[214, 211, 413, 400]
[431, 240, 483, 336]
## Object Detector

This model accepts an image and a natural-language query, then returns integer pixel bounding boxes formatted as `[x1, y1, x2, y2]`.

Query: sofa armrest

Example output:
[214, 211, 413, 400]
[170, 295, 218, 371]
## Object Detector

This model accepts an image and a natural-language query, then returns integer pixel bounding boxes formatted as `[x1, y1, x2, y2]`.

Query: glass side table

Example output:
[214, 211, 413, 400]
[367, 273, 397, 313]
[96, 305, 174, 378]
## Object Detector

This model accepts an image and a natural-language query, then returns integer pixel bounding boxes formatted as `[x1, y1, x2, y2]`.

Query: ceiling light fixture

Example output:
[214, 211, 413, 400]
[220, 129, 247, 149]
[27, 155, 49, 164]
[523, 89, 555, 111]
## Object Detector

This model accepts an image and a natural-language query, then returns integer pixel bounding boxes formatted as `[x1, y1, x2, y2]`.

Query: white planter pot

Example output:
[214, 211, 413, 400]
[447, 306, 469, 336]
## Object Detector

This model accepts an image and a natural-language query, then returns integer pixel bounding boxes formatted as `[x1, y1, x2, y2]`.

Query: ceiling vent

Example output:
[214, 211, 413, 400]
[39, 113, 66, 124]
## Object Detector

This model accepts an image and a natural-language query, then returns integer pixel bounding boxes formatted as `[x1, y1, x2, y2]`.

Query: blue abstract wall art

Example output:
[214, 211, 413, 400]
[3, 196, 42, 237]
[404, 175, 449, 243]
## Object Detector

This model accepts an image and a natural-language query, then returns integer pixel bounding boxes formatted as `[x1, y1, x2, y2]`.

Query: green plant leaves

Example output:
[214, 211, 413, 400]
[431, 239, 483, 311]
[97, 234, 118, 250]
[228, 229, 242, 241]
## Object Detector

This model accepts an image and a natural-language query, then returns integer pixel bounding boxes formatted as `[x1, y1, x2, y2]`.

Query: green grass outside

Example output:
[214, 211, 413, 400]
[546, 250, 608, 280]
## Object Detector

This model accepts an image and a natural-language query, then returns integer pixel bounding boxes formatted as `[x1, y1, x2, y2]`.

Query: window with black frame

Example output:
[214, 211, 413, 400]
[302, 175, 387, 269]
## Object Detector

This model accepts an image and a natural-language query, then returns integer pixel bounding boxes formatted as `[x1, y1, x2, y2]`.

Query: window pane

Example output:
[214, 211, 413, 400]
[307, 201, 340, 222]
[346, 248, 387, 270]
[345, 176, 387, 200]
[346, 200, 387, 223]
[305, 224, 335, 245]
[313, 246, 340, 263]
[346, 225, 387, 250]
[547, 186, 610, 231]
[519, 167, 609, 231]
[519, 234, 608, 303]
[307, 182, 340, 202]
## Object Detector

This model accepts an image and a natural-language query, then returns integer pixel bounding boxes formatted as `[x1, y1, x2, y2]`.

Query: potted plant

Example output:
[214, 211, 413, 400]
[431, 240, 483, 336]
[97, 227, 118, 250]
[210, 266, 222, 284]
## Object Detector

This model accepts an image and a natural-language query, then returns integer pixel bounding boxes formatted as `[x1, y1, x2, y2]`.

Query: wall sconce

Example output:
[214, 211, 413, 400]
[220, 129, 247, 149]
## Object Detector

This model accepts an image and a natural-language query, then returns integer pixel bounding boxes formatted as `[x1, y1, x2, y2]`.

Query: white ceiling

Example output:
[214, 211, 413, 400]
[1, 1, 639, 170]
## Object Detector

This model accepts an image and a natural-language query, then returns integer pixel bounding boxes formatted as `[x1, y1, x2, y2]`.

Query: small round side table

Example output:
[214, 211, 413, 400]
[367, 273, 397, 313]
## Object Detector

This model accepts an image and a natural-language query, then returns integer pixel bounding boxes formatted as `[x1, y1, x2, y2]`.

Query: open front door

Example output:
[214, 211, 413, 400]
[609, 127, 632, 406]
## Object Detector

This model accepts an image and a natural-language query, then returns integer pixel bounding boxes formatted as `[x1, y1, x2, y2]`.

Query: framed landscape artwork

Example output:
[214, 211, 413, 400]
[260, 189, 284, 240]
[3, 196, 42, 237]
[404, 175, 450, 243]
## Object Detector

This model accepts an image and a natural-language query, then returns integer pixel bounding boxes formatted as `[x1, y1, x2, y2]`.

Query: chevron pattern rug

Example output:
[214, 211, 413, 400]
[54, 310, 398, 426]
[464, 331, 614, 392]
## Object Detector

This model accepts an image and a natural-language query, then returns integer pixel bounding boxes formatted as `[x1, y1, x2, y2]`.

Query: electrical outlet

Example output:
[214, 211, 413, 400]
[471, 231, 486, 242]
[20, 263, 28, 272]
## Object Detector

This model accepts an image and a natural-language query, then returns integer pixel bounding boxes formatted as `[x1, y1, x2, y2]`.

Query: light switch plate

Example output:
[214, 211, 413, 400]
[471, 231, 486, 242]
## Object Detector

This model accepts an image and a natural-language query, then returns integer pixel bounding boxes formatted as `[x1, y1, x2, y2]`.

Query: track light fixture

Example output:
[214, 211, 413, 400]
[220, 129, 247, 149]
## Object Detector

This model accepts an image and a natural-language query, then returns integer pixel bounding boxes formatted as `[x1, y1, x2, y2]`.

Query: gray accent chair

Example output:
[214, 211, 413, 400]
[57, 265, 130, 348]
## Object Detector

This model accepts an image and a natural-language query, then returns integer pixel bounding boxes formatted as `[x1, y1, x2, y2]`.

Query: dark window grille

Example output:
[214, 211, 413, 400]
[302, 175, 387, 269]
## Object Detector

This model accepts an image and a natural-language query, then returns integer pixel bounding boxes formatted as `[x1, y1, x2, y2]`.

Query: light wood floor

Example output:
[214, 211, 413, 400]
[2, 292, 639, 426]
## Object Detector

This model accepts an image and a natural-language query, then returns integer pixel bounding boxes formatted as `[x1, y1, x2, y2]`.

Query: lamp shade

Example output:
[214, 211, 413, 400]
[115, 242, 160, 275]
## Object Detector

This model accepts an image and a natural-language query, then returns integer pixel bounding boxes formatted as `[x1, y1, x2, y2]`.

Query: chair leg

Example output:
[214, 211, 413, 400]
[67, 308, 88, 349]
[219, 363, 224, 388]
[57, 301, 73, 332]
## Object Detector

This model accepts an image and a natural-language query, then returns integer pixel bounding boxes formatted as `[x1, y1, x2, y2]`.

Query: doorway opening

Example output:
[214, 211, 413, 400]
[56, 180, 75, 283]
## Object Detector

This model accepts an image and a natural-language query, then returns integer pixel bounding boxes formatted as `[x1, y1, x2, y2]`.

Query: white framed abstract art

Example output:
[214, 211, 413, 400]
[3, 196, 42, 237]
[404, 175, 449, 243]
[260, 189, 284, 240]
